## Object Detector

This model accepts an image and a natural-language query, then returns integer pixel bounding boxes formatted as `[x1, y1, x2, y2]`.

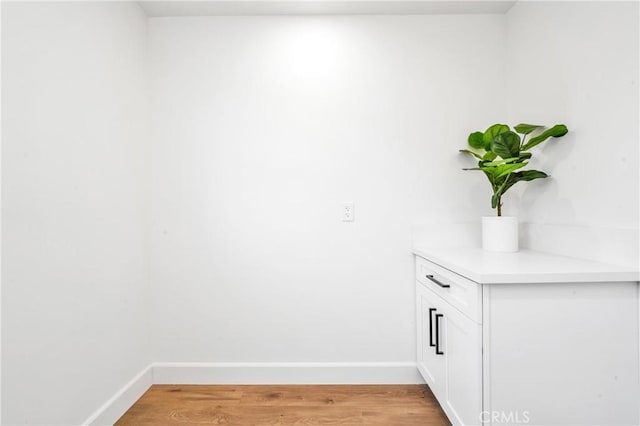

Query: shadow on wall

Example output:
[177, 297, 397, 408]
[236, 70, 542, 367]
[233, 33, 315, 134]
[519, 180, 577, 226]
[537, 127, 576, 174]
[518, 125, 577, 222]
[521, 223, 639, 268]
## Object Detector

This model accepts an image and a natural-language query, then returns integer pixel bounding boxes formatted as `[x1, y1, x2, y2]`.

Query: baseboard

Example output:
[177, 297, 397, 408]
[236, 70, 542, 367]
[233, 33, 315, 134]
[82, 364, 153, 426]
[152, 362, 424, 385]
[82, 362, 422, 425]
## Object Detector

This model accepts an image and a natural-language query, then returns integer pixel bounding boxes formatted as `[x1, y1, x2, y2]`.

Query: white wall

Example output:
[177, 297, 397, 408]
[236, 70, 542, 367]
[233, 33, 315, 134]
[148, 15, 505, 364]
[3, 2, 636, 422]
[1, 2, 150, 424]
[505, 1, 639, 266]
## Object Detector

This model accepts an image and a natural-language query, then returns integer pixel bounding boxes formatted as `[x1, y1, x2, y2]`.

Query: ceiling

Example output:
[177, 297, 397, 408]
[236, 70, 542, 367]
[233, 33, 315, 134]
[138, 0, 517, 16]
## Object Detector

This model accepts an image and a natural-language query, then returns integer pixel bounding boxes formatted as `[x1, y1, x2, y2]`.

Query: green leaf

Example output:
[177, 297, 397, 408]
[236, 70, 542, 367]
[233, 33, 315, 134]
[468, 132, 484, 149]
[480, 168, 497, 187]
[482, 157, 519, 167]
[491, 194, 498, 209]
[459, 149, 483, 160]
[515, 170, 549, 180]
[479, 166, 496, 176]
[482, 151, 497, 161]
[478, 165, 499, 184]
[482, 124, 510, 151]
[518, 152, 532, 160]
[494, 162, 527, 178]
[514, 123, 543, 135]
[522, 124, 569, 151]
[500, 170, 548, 194]
[491, 131, 521, 159]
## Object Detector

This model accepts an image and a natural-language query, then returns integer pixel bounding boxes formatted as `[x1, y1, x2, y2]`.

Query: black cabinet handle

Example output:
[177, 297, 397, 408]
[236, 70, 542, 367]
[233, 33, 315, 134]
[428, 308, 436, 347]
[426, 274, 450, 288]
[435, 313, 444, 355]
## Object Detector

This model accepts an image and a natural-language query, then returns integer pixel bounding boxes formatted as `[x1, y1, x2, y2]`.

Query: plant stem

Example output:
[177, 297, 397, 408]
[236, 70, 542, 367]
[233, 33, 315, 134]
[494, 173, 512, 217]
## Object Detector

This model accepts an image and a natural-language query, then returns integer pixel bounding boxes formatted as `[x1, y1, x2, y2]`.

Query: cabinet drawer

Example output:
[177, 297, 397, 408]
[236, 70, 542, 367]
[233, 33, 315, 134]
[416, 255, 481, 323]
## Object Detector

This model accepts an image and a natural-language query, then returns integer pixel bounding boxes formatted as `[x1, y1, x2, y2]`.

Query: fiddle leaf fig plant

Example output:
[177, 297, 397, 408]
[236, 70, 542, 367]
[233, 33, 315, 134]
[460, 123, 568, 216]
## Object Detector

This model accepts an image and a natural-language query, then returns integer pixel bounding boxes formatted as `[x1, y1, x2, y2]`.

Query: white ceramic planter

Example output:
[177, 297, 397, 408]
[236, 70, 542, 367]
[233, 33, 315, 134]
[482, 216, 519, 252]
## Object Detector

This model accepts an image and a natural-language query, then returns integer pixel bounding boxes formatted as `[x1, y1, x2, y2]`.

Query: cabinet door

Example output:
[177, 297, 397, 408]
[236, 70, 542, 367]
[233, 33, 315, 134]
[418, 282, 483, 426]
[416, 283, 445, 396]
[438, 297, 483, 426]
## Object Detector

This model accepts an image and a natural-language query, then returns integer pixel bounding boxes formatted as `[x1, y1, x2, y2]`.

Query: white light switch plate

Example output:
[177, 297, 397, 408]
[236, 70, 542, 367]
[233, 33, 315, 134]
[342, 202, 354, 222]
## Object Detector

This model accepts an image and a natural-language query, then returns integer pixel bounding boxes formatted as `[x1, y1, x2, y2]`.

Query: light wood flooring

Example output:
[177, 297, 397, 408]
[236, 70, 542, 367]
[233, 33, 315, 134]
[115, 384, 450, 425]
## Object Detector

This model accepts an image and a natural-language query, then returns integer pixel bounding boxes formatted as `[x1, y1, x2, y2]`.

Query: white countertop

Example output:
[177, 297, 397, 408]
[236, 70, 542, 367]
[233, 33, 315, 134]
[413, 245, 640, 284]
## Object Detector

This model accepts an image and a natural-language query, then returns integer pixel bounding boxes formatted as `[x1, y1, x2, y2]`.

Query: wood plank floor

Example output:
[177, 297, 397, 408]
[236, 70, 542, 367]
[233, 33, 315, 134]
[115, 385, 450, 425]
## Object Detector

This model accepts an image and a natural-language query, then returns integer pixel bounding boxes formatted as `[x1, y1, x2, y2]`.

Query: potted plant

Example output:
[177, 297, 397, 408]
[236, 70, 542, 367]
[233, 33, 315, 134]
[460, 123, 568, 252]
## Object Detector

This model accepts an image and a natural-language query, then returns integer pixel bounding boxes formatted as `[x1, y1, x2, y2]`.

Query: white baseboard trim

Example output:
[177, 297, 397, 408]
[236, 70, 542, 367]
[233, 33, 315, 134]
[152, 362, 424, 385]
[82, 364, 153, 426]
[82, 362, 423, 425]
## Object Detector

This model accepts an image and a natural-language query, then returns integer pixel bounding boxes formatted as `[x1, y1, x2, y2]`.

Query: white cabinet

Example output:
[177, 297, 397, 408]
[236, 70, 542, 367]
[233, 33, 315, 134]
[414, 248, 640, 426]
[416, 257, 482, 426]
[417, 283, 482, 425]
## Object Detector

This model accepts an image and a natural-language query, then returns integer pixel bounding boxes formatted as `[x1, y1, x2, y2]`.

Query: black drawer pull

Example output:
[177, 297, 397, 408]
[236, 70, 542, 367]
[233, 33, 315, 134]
[426, 274, 450, 288]
[435, 313, 444, 355]
[428, 308, 436, 347]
